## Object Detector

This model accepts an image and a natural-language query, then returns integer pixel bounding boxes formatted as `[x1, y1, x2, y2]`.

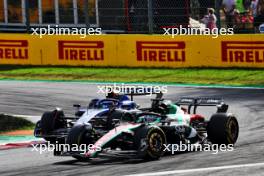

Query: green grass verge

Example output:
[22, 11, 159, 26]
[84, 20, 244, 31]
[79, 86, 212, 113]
[0, 114, 35, 132]
[0, 66, 263, 87]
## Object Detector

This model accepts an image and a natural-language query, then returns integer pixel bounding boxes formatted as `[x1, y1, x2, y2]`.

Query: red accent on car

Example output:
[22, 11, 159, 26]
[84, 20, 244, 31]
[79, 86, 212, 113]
[190, 114, 205, 124]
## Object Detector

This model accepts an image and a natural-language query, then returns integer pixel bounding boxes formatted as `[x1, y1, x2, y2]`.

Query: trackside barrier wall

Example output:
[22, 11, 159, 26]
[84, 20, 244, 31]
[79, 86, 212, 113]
[0, 34, 264, 68]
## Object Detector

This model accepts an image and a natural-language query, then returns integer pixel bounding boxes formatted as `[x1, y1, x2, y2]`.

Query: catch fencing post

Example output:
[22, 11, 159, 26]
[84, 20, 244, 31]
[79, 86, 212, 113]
[148, 0, 154, 34]
[25, 0, 30, 33]
[215, 0, 221, 29]
[84, 0, 90, 28]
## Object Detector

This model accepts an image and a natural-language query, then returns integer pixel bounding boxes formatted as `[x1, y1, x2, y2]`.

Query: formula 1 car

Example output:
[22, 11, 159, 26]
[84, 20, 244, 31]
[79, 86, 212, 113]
[34, 91, 138, 143]
[34, 91, 239, 161]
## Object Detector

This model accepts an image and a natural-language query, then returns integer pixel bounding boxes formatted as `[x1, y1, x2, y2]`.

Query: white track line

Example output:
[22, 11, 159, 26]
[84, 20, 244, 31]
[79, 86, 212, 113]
[5, 114, 40, 119]
[125, 162, 264, 176]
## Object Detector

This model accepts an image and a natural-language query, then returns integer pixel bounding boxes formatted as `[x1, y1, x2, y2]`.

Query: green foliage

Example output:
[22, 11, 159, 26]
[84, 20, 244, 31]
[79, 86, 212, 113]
[0, 66, 263, 86]
[0, 114, 34, 132]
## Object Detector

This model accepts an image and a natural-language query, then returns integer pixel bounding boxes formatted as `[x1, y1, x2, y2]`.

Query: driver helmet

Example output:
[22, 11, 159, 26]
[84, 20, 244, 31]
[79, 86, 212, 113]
[97, 100, 115, 109]
[120, 100, 137, 110]
[106, 91, 119, 99]
[88, 99, 99, 108]
[160, 100, 172, 109]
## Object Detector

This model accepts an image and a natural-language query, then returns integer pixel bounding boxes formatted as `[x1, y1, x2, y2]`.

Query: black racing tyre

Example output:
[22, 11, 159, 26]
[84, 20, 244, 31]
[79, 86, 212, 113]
[41, 111, 55, 134]
[67, 124, 85, 145]
[41, 110, 66, 133]
[207, 113, 239, 145]
[40, 111, 56, 142]
[134, 126, 166, 160]
[40, 110, 66, 143]
[66, 124, 93, 161]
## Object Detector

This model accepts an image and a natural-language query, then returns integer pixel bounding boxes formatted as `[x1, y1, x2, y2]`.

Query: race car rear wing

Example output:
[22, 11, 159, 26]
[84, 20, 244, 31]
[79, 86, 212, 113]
[105, 86, 163, 101]
[125, 89, 163, 101]
[175, 97, 228, 114]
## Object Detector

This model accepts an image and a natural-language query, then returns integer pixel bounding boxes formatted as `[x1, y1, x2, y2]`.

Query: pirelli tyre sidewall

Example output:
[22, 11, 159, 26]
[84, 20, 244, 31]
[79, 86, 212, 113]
[207, 113, 239, 145]
[67, 124, 94, 146]
[66, 124, 93, 161]
[135, 126, 167, 160]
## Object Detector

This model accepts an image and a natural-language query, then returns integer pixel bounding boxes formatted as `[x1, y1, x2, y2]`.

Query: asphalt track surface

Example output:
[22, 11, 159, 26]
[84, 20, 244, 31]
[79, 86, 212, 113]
[0, 81, 264, 176]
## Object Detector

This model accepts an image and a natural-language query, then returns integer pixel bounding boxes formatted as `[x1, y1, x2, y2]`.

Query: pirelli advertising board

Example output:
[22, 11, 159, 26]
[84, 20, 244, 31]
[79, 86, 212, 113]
[0, 35, 41, 65]
[221, 41, 264, 65]
[0, 33, 263, 68]
[36, 35, 117, 66]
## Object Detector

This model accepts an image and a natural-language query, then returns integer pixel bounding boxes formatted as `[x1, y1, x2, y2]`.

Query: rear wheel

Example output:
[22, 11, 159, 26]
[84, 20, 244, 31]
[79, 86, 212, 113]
[135, 126, 166, 160]
[207, 113, 239, 144]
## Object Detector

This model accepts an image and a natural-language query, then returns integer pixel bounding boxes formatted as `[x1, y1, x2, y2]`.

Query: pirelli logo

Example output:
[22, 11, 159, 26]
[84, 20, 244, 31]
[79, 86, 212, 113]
[136, 41, 186, 62]
[222, 41, 264, 63]
[0, 40, 28, 59]
[58, 41, 104, 61]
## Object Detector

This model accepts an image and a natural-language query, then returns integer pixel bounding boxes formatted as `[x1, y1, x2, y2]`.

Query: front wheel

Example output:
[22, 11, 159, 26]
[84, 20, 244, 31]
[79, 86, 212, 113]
[134, 126, 166, 160]
[66, 124, 93, 161]
[207, 113, 239, 145]
[40, 110, 66, 143]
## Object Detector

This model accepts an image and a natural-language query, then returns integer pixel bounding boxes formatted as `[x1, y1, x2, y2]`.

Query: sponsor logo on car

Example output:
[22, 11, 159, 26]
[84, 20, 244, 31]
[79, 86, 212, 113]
[58, 41, 104, 61]
[0, 40, 28, 59]
[222, 41, 264, 63]
[136, 41, 186, 62]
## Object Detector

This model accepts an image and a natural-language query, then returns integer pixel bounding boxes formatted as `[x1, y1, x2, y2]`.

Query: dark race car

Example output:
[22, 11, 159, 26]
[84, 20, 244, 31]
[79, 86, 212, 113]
[34, 91, 135, 144]
[34, 87, 160, 144]
[35, 92, 239, 161]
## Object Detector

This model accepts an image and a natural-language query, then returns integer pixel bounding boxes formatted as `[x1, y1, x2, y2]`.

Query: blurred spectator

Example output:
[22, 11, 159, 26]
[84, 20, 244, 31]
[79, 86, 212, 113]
[242, 0, 253, 11]
[234, 9, 241, 25]
[201, 8, 217, 30]
[233, 0, 254, 33]
[222, 0, 236, 28]
[200, 14, 209, 25]
[254, 0, 264, 32]
[233, 9, 242, 31]
[236, 0, 247, 13]
[251, 0, 259, 17]
[208, 8, 217, 30]
[257, 0, 264, 16]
